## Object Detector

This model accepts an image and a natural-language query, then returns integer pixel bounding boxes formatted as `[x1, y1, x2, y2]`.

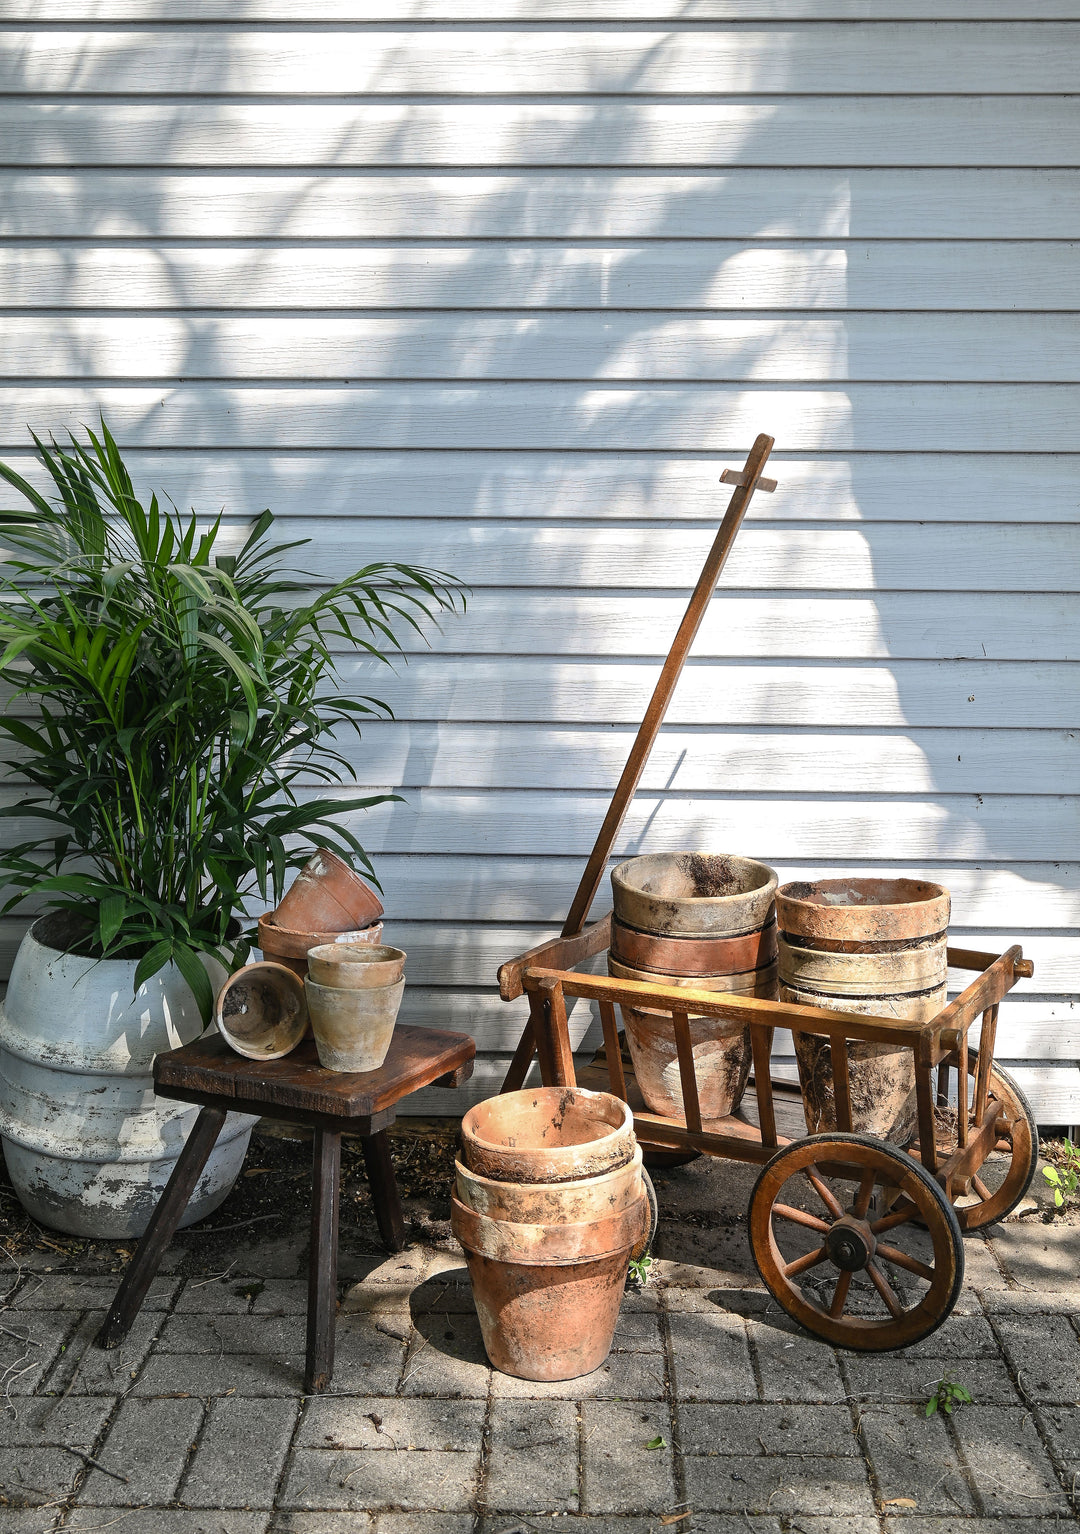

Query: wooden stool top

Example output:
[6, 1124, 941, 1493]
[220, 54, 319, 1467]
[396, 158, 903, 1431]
[154, 1026, 475, 1131]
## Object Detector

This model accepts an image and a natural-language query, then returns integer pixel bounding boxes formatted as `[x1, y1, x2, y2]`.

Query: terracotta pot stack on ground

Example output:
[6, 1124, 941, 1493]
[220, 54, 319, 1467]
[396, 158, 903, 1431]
[608, 852, 779, 1121]
[775, 877, 951, 1144]
[452, 1086, 653, 1381]
[257, 850, 385, 981]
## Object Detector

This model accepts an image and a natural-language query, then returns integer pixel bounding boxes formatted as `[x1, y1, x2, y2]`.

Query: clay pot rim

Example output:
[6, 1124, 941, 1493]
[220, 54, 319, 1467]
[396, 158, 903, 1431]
[304, 974, 405, 1001]
[461, 1086, 632, 1153]
[454, 1146, 643, 1200]
[608, 954, 777, 987]
[214, 961, 308, 1061]
[776, 877, 950, 942]
[450, 1191, 648, 1265]
[612, 852, 778, 905]
[611, 852, 778, 937]
[258, 912, 383, 958]
[307, 943, 406, 967]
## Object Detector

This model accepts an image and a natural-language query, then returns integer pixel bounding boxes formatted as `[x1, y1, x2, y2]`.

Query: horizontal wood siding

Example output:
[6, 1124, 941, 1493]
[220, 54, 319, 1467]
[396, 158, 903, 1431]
[2, 6, 1077, 1122]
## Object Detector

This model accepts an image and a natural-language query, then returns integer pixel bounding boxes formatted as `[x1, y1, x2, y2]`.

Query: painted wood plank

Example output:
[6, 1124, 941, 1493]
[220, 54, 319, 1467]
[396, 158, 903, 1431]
[262, 656, 1079, 729]
[1, 450, 1074, 526]
[9, 100, 1080, 169]
[190, 521, 1080, 594]
[257, 723, 1080, 796]
[8, 171, 1080, 240]
[15, 312, 1080, 384]
[5, 243, 1079, 313]
[6, 27, 1080, 95]
[5, 383, 1080, 451]
[11, 3, 1080, 20]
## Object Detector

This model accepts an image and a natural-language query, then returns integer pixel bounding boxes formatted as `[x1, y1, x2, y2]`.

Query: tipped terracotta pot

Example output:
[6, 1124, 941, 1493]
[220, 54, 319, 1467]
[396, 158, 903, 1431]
[257, 914, 383, 980]
[272, 849, 384, 935]
[304, 975, 405, 1072]
[455, 1147, 644, 1225]
[460, 1087, 635, 1185]
[306, 943, 406, 990]
[776, 877, 951, 1144]
[611, 852, 777, 937]
[214, 962, 308, 1061]
[451, 1192, 649, 1380]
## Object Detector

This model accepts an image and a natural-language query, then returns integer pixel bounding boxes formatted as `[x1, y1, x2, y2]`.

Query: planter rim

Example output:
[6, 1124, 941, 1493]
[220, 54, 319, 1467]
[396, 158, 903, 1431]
[612, 852, 778, 937]
[776, 877, 950, 943]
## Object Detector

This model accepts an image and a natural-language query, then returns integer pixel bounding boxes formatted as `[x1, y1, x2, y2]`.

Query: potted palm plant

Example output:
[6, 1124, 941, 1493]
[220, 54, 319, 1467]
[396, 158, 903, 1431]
[0, 420, 461, 1236]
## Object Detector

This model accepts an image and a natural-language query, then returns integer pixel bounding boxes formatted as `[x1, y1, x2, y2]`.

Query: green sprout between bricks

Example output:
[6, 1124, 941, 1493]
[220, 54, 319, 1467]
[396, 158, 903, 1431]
[924, 1373, 974, 1417]
[1042, 1138, 1080, 1208]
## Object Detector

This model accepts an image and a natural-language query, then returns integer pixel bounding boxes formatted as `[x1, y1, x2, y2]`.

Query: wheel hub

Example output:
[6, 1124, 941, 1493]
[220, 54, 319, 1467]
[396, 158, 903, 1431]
[825, 1214, 876, 1272]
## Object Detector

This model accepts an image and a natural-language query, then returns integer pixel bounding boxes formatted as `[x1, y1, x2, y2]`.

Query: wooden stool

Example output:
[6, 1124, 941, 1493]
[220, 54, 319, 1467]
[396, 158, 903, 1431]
[96, 1025, 474, 1392]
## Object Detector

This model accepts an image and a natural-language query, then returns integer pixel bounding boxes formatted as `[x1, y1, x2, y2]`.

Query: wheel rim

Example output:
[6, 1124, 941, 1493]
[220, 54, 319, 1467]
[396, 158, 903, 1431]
[750, 1134, 964, 1350]
[946, 1065, 1038, 1232]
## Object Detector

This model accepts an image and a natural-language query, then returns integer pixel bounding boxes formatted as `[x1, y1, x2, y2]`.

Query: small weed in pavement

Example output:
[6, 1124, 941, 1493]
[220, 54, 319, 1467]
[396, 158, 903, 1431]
[924, 1372, 973, 1417]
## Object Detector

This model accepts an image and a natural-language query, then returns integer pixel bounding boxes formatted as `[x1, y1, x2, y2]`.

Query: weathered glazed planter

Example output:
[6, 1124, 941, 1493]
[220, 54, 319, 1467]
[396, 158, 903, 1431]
[214, 962, 308, 1061]
[0, 913, 255, 1238]
[273, 849, 384, 935]
[451, 1191, 649, 1380]
[306, 943, 406, 990]
[460, 1087, 635, 1185]
[304, 975, 405, 1071]
[776, 877, 951, 1144]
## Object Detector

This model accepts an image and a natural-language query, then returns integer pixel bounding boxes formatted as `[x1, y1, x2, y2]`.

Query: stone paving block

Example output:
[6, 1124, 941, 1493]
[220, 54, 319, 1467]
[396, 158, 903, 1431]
[480, 1521, 780, 1534]
[408, 1260, 476, 1316]
[376, 1518, 475, 1534]
[271, 1517, 375, 1534]
[747, 1314, 846, 1402]
[490, 1346, 667, 1402]
[580, 1400, 675, 1514]
[784, 1521, 881, 1534]
[44, 1308, 162, 1394]
[993, 1312, 1080, 1404]
[66, 1514, 269, 1534]
[176, 1276, 258, 1313]
[398, 1313, 491, 1398]
[683, 1453, 875, 1517]
[949, 1403, 1071, 1516]
[12, 1273, 178, 1311]
[958, 1235, 1009, 1292]
[484, 1399, 580, 1512]
[253, 1279, 310, 1314]
[897, 1315, 1001, 1359]
[279, 1446, 480, 1512]
[843, 1354, 1019, 1406]
[677, 1402, 858, 1458]
[611, 1309, 663, 1352]
[988, 1220, 1080, 1298]
[157, 1311, 306, 1354]
[329, 1314, 409, 1395]
[667, 1309, 757, 1402]
[0, 1311, 71, 1394]
[0, 1511, 65, 1534]
[297, 1395, 484, 1450]
[132, 1350, 306, 1396]
[1033, 1402, 1080, 1476]
[858, 1405, 975, 1515]
[183, 1394, 298, 1508]
[79, 1394, 204, 1505]
[0, 1446, 83, 1507]
[2, 1394, 114, 1446]
[880, 1522, 1075, 1534]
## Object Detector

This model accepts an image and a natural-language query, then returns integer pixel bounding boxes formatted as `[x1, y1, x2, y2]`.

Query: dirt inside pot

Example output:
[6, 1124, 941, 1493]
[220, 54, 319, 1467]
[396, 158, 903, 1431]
[639, 854, 760, 900]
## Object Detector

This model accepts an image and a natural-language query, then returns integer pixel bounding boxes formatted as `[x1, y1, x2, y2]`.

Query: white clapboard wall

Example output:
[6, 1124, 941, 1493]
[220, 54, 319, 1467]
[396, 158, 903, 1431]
[1, 3, 1077, 1123]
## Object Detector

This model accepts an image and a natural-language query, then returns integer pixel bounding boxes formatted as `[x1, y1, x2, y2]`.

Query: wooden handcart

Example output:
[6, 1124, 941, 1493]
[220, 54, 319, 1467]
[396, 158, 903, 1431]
[496, 436, 1040, 1351]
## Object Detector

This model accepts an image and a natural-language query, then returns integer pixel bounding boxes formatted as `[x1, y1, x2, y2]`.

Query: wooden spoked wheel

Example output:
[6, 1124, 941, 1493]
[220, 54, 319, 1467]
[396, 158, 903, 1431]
[749, 1133, 964, 1351]
[946, 1064, 1039, 1232]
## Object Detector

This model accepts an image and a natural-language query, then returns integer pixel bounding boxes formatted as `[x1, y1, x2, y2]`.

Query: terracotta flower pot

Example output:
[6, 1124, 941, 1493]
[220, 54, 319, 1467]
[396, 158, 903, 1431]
[214, 962, 309, 1061]
[304, 975, 405, 1072]
[272, 849, 384, 935]
[460, 1087, 635, 1185]
[451, 1192, 649, 1380]
[257, 914, 383, 980]
[306, 943, 406, 990]
[611, 852, 777, 937]
[454, 1146, 643, 1225]
[619, 1005, 755, 1122]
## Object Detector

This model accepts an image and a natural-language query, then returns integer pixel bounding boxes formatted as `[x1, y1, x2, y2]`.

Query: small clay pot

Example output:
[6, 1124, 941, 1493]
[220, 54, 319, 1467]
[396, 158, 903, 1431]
[460, 1087, 634, 1185]
[454, 1147, 643, 1225]
[611, 916, 777, 976]
[306, 943, 406, 990]
[611, 852, 777, 938]
[775, 877, 949, 946]
[257, 914, 383, 979]
[304, 975, 405, 1072]
[214, 962, 308, 1061]
[272, 849, 384, 935]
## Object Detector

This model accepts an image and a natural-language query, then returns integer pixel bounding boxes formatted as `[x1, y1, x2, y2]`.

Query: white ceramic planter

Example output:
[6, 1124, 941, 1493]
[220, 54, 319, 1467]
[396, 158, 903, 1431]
[0, 915, 256, 1238]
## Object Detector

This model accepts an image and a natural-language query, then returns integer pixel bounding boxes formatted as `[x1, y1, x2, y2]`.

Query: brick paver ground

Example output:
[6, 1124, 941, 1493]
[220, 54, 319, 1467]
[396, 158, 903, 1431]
[1, 1139, 1077, 1533]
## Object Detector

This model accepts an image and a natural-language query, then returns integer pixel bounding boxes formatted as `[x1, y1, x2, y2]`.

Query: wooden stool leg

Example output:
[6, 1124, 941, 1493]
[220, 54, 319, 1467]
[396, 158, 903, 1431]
[96, 1106, 227, 1349]
[361, 1130, 406, 1254]
[306, 1127, 341, 1394]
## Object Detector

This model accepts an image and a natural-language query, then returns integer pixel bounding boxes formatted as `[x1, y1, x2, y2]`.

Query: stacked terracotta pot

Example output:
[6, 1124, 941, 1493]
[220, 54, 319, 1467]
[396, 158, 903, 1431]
[775, 876, 951, 1144]
[451, 1087, 653, 1381]
[609, 852, 778, 1121]
[258, 849, 385, 979]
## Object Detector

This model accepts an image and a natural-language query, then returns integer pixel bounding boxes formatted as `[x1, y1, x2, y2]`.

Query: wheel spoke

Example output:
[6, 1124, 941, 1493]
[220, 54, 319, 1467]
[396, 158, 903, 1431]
[771, 1203, 830, 1234]
[803, 1167, 844, 1219]
[851, 1166, 877, 1221]
[875, 1242, 935, 1284]
[782, 1245, 829, 1279]
[972, 1174, 992, 1201]
[866, 1260, 905, 1319]
[870, 1198, 919, 1235]
[828, 1270, 852, 1318]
